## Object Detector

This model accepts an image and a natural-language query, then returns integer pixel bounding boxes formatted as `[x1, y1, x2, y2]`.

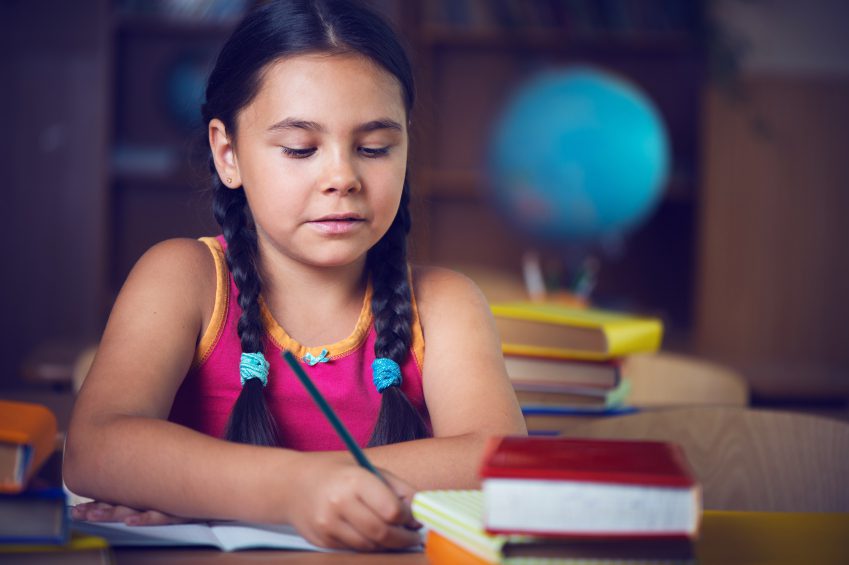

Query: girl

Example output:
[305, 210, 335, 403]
[64, 0, 526, 551]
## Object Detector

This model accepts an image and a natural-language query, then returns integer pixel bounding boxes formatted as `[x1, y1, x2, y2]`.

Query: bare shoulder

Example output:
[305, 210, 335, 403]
[411, 265, 489, 319]
[126, 238, 214, 293]
[115, 237, 217, 327]
[410, 265, 526, 441]
[132, 237, 214, 278]
[72, 238, 219, 423]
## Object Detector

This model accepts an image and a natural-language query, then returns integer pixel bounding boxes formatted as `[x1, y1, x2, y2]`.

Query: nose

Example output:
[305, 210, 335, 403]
[321, 151, 362, 196]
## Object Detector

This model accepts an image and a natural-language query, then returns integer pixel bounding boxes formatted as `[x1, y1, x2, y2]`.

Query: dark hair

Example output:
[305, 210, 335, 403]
[202, 0, 429, 447]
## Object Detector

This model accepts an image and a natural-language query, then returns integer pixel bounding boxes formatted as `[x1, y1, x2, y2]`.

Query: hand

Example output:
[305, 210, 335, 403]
[71, 501, 188, 526]
[286, 458, 423, 551]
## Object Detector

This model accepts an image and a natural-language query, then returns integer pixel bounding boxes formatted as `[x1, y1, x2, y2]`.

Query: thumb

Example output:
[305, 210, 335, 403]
[381, 469, 416, 503]
[380, 470, 422, 529]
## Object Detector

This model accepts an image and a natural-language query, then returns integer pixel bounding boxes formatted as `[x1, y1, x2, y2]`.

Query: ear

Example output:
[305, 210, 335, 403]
[209, 118, 241, 188]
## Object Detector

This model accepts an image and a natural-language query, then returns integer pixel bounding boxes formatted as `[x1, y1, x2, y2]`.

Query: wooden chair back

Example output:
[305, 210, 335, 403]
[623, 353, 749, 407]
[564, 406, 849, 512]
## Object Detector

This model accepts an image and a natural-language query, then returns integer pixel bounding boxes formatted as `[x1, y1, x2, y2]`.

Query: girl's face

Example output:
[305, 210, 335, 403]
[214, 53, 408, 270]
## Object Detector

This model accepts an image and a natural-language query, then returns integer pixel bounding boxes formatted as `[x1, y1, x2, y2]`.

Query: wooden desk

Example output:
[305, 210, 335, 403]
[115, 550, 426, 564]
[113, 511, 849, 564]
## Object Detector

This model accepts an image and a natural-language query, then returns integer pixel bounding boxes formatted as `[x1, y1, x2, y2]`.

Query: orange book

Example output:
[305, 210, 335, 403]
[424, 522, 695, 564]
[425, 530, 490, 565]
[0, 400, 58, 493]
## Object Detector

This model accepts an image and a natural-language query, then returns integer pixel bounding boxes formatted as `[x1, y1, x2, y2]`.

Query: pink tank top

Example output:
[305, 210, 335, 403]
[169, 236, 429, 451]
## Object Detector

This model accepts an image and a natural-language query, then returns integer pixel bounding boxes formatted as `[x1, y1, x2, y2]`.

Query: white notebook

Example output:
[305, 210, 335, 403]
[72, 518, 326, 552]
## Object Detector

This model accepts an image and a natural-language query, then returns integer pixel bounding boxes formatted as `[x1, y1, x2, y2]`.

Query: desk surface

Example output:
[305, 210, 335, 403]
[114, 511, 849, 565]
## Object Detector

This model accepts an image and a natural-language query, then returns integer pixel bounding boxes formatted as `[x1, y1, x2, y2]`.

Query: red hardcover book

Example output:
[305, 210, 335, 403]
[479, 436, 701, 538]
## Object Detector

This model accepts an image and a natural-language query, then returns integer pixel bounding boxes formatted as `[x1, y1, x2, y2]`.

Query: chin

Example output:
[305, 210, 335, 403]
[304, 250, 369, 269]
[306, 237, 382, 267]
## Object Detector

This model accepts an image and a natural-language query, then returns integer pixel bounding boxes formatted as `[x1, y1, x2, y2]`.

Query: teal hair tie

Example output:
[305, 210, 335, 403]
[240, 351, 269, 387]
[303, 349, 330, 366]
[372, 358, 402, 393]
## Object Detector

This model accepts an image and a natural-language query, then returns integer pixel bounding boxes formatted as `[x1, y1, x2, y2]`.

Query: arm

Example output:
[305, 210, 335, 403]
[65, 239, 295, 520]
[64, 240, 418, 550]
[362, 267, 527, 489]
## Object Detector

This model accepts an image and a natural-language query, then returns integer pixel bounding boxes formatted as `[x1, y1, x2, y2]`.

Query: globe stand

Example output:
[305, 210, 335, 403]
[520, 248, 598, 308]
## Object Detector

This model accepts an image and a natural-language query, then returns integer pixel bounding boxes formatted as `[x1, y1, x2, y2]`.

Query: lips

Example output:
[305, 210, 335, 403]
[311, 213, 365, 222]
[307, 213, 366, 235]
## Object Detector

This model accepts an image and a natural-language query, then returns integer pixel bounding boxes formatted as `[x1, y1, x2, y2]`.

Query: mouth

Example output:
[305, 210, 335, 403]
[311, 213, 365, 222]
[307, 214, 366, 235]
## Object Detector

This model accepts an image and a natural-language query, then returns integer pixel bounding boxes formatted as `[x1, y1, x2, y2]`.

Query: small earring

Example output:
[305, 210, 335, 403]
[226, 177, 233, 185]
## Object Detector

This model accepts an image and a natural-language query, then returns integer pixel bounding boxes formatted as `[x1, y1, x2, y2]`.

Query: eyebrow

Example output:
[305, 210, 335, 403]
[266, 118, 403, 134]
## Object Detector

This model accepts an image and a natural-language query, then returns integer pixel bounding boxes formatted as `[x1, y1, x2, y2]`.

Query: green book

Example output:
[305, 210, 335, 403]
[412, 490, 694, 564]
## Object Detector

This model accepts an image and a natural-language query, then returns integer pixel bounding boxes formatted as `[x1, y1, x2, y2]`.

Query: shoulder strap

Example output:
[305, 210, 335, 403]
[195, 237, 230, 366]
[408, 266, 425, 371]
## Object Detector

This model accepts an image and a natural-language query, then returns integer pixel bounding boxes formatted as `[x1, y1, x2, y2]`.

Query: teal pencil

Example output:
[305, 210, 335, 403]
[281, 350, 387, 483]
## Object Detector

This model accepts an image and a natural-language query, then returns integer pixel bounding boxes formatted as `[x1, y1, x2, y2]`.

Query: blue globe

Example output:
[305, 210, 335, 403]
[487, 67, 670, 243]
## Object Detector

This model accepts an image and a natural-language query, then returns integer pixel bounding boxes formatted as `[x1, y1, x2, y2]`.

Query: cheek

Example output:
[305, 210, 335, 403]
[375, 171, 405, 216]
[375, 189, 404, 240]
[241, 147, 289, 186]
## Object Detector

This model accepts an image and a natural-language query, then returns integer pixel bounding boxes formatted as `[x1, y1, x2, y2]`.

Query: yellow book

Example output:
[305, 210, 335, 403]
[0, 532, 113, 564]
[422, 505, 849, 565]
[490, 302, 663, 361]
[697, 511, 849, 565]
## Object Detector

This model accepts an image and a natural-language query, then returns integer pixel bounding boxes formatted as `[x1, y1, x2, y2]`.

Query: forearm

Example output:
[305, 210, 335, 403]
[64, 415, 304, 523]
[364, 431, 517, 490]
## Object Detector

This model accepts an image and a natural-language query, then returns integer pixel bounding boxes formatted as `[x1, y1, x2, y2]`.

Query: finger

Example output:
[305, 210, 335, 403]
[125, 510, 186, 526]
[91, 501, 116, 511]
[342, 501, 421, 550]
[365, 486, 419, 531]
[380, 472, 422, 529]
[380, 523, 424, 549]
[77, 503, 136, 522]
[325, 520, 380, 551]
[355, 473, 414, 526]
[382, 470, 417, 502]
[102, 505, 146, 522]
[73, 500, 112, 520]
[71, 502, 100, 519]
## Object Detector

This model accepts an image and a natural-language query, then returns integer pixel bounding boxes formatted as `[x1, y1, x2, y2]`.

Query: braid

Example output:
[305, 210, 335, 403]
[199, 0, 421, 448]
[367, 180, 430, 446]
[212, 170, 280, 446]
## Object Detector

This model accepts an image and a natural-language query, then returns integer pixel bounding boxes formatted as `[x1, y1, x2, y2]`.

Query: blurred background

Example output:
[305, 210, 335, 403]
[1, 0, 847, 420]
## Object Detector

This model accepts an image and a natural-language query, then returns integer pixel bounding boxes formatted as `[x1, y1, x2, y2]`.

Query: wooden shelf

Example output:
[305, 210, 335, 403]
[109, 144, 209, 186]
[419, 27, 699, 53]
[419, 169, 485, 199]
[420, 168, 696, 203]
[112, 13, 239, 36]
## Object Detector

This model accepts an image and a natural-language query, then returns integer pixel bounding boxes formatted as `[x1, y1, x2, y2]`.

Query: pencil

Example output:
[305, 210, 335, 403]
[281, 350, 387, 483]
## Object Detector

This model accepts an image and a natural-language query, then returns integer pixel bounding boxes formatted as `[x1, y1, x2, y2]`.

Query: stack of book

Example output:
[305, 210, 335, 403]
[0, 399, 112, 564]
[413, 435, 701, 564]
[490, 301, 663, 431]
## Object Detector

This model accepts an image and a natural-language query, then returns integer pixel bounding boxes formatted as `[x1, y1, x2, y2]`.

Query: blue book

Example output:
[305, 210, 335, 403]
[0, 487, 68, 545]
[521, 405, 639, 416]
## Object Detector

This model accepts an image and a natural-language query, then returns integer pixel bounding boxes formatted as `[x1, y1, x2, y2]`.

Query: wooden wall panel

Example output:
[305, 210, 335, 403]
[0, 0, 109, 386]
[695, 75, 849, 399]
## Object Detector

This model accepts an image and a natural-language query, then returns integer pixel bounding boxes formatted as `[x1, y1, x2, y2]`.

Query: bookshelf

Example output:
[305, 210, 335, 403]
[398, 0, 707, 339]
[102, 0, 707, 339]
[105, 3, 238, 296]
